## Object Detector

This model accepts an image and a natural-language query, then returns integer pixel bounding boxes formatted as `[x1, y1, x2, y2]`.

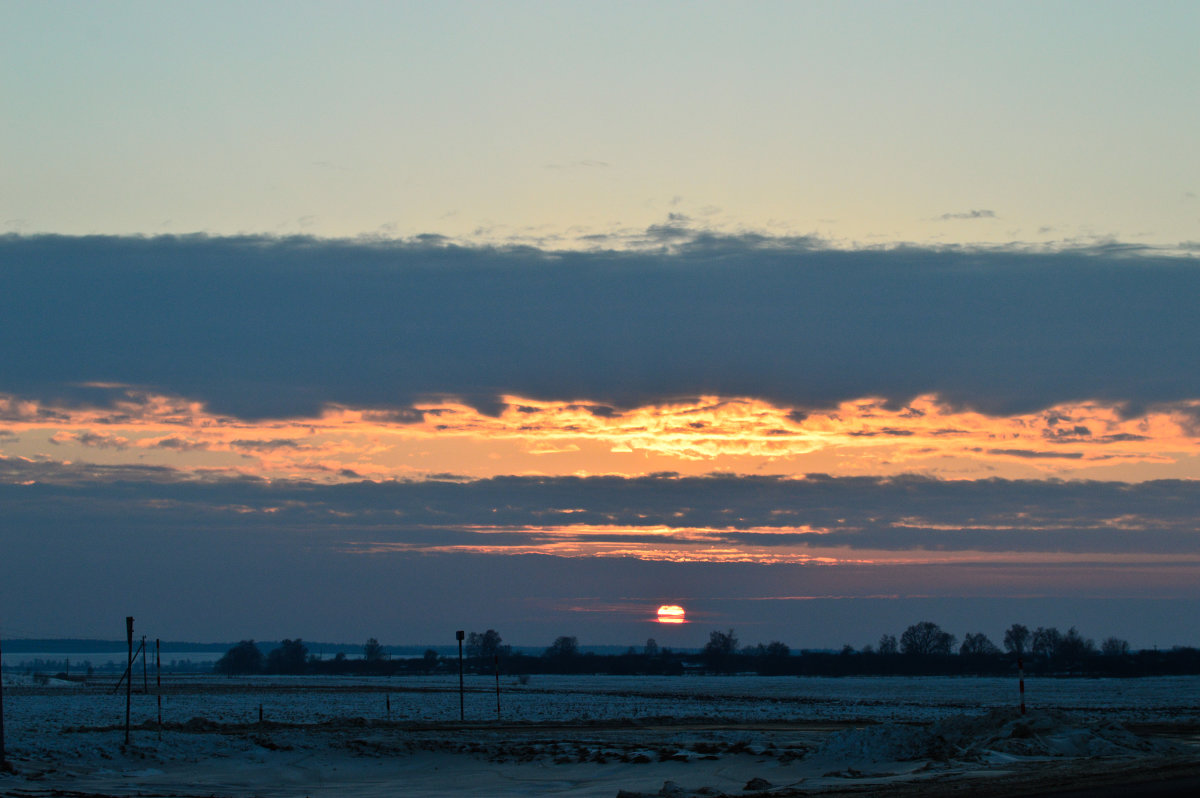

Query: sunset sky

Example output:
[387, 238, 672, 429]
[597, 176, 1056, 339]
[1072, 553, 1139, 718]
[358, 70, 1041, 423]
[3, 1, 1200, 650]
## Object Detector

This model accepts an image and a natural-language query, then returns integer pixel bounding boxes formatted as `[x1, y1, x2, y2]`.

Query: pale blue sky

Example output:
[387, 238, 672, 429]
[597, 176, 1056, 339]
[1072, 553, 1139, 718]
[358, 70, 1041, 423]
[4, 0, 1197, 248]
[5, 2, 1200, 645]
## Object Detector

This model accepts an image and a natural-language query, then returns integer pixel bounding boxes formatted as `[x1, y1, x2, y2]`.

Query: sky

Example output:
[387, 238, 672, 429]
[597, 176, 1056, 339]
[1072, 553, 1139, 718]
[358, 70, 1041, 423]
[2, 1, 1200, 651]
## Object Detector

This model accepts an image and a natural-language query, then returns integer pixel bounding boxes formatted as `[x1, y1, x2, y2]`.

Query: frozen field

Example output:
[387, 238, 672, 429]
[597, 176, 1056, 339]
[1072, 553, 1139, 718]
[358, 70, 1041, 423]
[3, 673, 1200, 796]
[6, 672, 1199, 729]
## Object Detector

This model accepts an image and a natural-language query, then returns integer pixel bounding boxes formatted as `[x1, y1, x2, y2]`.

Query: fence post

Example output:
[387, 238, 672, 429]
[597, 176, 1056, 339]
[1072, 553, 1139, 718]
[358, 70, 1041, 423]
[1018, 656, 1026, 716]
[456, 630, 465, 721]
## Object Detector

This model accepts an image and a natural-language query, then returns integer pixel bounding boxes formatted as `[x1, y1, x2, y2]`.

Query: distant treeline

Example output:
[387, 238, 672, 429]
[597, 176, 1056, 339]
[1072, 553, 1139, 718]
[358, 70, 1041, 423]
[213, 624, 1200, 678]
[2, 657, 215, 677]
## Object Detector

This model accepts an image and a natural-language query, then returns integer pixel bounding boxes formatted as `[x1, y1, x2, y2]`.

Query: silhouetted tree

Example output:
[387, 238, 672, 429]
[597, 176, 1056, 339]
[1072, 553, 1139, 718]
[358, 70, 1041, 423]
[644, 638, 659, 658]
[1055, 627, 1096, 667]
[467, 629, 508, 661]
[544, 636, 579, 661]
[422, 649, 440, 671]
[363, 638, 387, 662]
[1003, 624, 1030, 657]
[702, 629, 739, 672]
[960, 632, 1001, 656]
[878, 634, 899, 656]
[900, 622, 955, 655]
[214, 640, 264, 675]
[765, 641, 790, 659]
[265, 638, 308, 674]
[1031, 627, 1062, 659]
[1101, 637, 1130, 656]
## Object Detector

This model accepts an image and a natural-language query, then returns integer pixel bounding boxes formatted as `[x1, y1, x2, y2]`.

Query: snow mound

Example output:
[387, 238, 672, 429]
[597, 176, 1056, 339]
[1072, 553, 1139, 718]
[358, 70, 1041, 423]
[816, 708, 1180, 766]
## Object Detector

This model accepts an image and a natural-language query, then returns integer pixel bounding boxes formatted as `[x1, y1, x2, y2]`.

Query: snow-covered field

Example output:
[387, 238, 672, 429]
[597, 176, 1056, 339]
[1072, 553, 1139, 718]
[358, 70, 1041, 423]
[2, 674, 1199, 796]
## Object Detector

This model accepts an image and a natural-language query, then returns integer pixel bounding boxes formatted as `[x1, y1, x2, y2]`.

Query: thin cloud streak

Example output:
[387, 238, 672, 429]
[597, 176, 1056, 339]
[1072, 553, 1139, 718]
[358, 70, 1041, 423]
[6, 458, 1200, 559]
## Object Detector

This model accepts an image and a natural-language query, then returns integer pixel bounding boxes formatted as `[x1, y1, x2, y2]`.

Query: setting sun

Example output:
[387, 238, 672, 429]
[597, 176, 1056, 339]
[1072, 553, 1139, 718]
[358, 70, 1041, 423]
[656, 605, 687, 624]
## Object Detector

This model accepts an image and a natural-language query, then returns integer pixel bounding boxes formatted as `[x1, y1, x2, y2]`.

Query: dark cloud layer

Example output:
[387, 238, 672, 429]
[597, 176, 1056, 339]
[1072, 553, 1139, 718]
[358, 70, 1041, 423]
[4, 459, 1199, 556]
[2, 234, 1200, 419]
[5, 458, 1200, 645]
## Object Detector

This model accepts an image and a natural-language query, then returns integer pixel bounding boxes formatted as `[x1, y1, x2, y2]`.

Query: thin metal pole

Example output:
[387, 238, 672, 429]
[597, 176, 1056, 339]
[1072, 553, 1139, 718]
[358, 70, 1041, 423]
[494, 654, 500, 720]
[125, 617, 133, 746]
[156, 639, 162, 740]
[142, 635, 148, 694]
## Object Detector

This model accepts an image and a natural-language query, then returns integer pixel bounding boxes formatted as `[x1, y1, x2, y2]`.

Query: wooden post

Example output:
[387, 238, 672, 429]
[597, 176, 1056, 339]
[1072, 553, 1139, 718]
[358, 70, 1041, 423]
[1018, 656, 1026, 715]
[494, 653, 500, 720]
[456, 630, 465, 721]
[125, 617, 133, 746]
[142, 636, 148, 694]
[386, 693, 391, 722]
[156, 639, 162, 740]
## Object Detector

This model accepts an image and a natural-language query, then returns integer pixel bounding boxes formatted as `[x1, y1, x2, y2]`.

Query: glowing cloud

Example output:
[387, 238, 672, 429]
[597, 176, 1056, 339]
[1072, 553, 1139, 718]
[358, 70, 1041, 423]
[4, 390, 1200, 484]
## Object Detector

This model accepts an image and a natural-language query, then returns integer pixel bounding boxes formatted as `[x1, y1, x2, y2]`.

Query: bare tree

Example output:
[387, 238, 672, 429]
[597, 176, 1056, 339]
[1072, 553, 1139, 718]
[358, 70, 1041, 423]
[1003, 624, 1030, 657]
[1031, 627, 1062, 659]
[1101, 637, 1130, 656]
[265, 639, 308, 674]
[544, 636, 579, 660]
[765, 641, 790, 659]
[960, 632, 1001, 656]
[1056, 627, 1096, 666]
[702, 629, 739, 672]
[466, 629, 508, 661]
[363, 638, 387, 662]
[899, 622, 956, 655]
[878, 634, 899, 656]
[214, 640, 264, 675]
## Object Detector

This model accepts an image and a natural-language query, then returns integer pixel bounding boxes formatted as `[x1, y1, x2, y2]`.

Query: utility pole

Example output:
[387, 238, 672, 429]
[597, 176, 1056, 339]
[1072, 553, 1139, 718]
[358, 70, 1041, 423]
[125, 617, 133, 746]
[456, 630, 465, 721]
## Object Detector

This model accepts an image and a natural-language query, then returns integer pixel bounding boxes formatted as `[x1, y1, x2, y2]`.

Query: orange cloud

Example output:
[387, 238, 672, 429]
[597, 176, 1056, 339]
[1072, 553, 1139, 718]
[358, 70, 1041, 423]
[3, 390, 1200, 483]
